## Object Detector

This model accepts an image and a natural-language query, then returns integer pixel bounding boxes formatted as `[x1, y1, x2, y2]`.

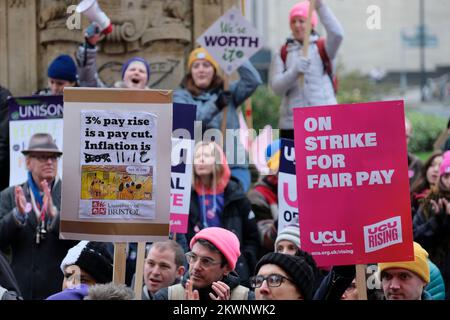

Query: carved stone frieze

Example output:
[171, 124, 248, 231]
[1, 0, 237, 95]
[38, 0, 78, 29]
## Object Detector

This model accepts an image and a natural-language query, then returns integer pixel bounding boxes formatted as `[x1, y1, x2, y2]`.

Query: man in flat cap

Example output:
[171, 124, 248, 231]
[0, 133, 76, 299]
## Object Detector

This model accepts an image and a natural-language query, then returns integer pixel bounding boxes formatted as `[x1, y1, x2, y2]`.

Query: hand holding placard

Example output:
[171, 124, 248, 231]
[197, 6, 262, 76]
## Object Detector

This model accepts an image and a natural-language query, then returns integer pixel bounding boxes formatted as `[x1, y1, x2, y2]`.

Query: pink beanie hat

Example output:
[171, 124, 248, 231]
[439, 151, 450, 176]
[289, 1, 318, 28]
[190, 227, 241, 270]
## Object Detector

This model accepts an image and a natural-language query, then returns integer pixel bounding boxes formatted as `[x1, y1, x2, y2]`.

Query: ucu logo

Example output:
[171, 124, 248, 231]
[310, 230, 346, 244]
[367, 220, 397, 234]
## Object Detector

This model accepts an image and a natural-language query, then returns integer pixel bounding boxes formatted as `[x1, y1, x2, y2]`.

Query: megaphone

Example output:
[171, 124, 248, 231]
[76, 0, 113, 35]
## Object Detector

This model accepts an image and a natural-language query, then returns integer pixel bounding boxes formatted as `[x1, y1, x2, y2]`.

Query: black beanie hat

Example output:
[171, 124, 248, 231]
[254, 252, 316, 300]
[60, 241, 113, 284]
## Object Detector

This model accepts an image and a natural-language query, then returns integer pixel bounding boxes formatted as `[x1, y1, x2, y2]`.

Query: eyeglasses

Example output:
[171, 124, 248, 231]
[185, 252, 222, 268]
[30, 154, 59, 162]
[250, 274, 294, 288]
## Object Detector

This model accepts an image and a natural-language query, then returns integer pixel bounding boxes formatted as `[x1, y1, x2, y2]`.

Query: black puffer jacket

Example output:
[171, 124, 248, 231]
[313, 265, 355, 300]
[187, 177, 259, 287]
[413, 205, 450, 299]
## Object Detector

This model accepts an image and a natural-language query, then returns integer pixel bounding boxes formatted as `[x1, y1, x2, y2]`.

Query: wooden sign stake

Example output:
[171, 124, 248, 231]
[133, 242, 147, 299]
[112, 242, 127, 285]
[299, 0, 316, 87]
[356, 264, 368, 300]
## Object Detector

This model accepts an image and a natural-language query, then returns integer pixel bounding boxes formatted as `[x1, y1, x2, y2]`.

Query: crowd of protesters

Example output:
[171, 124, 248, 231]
[1, 0, 449, 301]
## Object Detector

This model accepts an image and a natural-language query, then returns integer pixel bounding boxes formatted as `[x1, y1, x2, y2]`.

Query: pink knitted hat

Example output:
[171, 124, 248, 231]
[439, 150, 450, 176]
[190, 227, 241, 270]
[289, 1, 318, 28]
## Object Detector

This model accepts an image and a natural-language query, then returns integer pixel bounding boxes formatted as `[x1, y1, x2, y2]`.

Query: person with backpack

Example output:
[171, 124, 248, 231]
[270, 0, 344, 139]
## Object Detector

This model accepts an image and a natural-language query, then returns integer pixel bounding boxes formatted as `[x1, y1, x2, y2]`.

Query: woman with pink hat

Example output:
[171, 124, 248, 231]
[413, 150, 450, 299]
[270, 0, 344, 139]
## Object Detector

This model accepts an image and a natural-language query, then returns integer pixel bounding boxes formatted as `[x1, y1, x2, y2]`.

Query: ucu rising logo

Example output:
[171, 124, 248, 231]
[363, 216, 402, 253]
[310, 230, 346, 244]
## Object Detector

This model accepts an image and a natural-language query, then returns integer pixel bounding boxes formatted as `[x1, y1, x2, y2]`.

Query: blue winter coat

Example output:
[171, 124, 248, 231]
[174, 60, 261, 133]
[426, 259, 446, 300]
[173, 61, 261, 169]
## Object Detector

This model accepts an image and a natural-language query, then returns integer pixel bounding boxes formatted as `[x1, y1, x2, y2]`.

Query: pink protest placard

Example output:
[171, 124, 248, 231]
[293, 100, 413, 267]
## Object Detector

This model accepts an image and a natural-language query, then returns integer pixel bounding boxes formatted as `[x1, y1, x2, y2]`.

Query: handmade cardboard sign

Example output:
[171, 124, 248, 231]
[60, 88, 172, 242]
[197, 6, 262, 75]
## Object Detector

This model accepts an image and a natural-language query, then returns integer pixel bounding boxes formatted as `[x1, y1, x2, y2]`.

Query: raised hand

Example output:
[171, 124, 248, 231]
[14, 186, 30, 215]
[441, 198, 450, 216]
[294, 56, 311, 74]
[85, 22, 102, 46]
[430, 199, 440, 215]
[184, 279, 200, 300]
[217, 90, 232, 110]
[41, 180, 56, 218]
[209, 281, 231, 300]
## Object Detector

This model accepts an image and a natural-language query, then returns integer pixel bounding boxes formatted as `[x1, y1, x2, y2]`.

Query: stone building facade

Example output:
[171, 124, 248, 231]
[0, 0, 237, 96]
[246, 0, 450, 75]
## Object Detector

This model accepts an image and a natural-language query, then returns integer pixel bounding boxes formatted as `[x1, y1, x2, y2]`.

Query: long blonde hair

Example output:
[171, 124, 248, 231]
[193, 142, 225, 190]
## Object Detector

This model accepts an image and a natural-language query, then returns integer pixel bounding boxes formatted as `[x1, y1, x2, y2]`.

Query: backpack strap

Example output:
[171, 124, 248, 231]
[316, 38, 333, 79]
[317, 37, 338, 93]
[230, 285, 250, 300]
[280, 44, 288, 71]
[280, 37, 337, 93]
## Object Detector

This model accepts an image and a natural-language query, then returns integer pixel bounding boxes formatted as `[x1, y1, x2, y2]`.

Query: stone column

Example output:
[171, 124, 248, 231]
[193, 0, 238, 42]
[1, 0, 38, 96]
[0, 1, 7, 86]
